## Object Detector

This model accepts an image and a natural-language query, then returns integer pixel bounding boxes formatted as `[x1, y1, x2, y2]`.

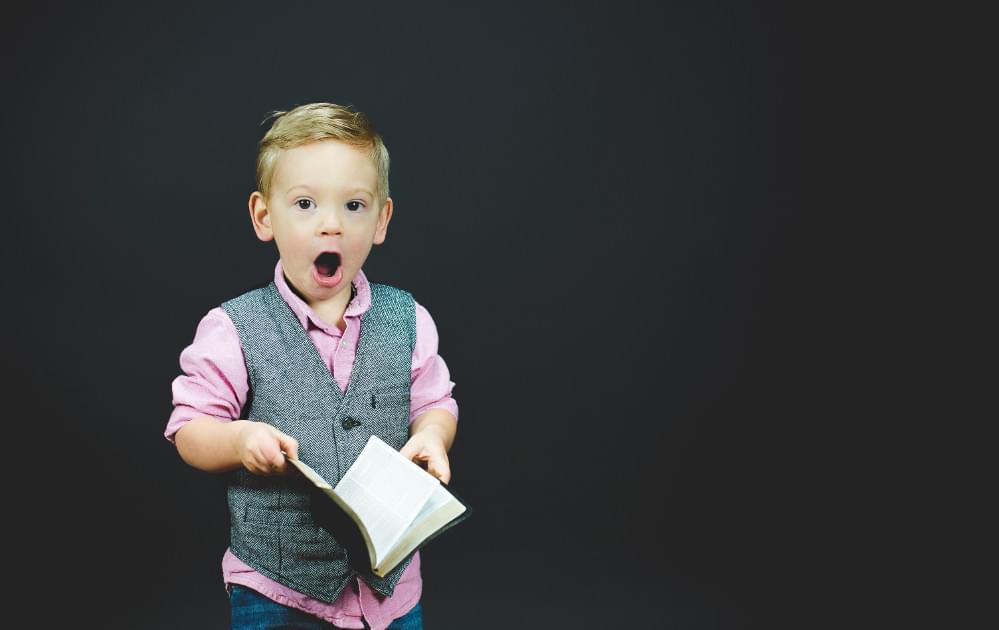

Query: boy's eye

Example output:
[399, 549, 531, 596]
[296, 199, 315, 210]
[346, 201, 364, 212]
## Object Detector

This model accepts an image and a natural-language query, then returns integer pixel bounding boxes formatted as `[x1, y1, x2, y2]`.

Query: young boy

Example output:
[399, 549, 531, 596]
[164, 103, 458, 630]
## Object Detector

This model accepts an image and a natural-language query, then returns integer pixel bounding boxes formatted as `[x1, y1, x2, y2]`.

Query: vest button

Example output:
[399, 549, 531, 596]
[341, 417, 361, 430]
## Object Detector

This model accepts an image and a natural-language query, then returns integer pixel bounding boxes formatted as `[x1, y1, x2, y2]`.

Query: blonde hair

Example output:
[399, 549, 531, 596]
[255, 102, 390, 203]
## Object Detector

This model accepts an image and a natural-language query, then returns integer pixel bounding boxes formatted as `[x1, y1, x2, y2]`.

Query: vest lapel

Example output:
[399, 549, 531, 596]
[265, 282, 374, 416]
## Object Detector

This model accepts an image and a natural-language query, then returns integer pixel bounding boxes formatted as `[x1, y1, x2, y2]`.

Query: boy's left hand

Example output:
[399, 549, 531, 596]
[400, 431, 450, 484]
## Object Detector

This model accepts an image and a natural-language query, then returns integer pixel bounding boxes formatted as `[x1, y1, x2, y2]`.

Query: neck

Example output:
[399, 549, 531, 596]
[313, 302, 348, 332]
[314, 283, 357, 332]
[283, 273, 356, 333]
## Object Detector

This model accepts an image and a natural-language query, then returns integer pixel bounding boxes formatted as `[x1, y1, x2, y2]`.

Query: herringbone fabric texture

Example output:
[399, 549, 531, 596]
[220, 281, 416, 602]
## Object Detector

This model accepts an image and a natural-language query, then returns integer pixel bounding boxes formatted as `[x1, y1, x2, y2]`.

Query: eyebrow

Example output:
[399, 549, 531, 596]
[341, 186, 375, 199]
[284, 184, 374, 198]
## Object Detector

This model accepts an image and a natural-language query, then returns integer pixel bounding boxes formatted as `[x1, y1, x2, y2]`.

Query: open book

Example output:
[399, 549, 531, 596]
[287, 435, 470, 578]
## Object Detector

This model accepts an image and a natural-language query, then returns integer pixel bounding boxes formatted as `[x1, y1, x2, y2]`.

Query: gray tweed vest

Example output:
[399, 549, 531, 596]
[220, 279, 416, 602]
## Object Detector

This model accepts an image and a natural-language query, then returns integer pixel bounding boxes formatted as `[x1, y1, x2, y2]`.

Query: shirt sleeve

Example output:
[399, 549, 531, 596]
[410, 301, 459, 424]
[164, 307, 250, 443]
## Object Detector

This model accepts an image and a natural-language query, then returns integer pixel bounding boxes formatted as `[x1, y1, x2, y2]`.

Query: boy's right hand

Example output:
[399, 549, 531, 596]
[234, 421, 299, 475]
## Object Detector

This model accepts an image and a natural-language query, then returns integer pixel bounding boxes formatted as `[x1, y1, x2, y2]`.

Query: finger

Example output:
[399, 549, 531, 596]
[427, 453, 451, 484]
[266, 444, 284, 467]
[401, 444, 432, 472]
[276, 431, 299, 461]
[251, 450, 281, 475]
[257, 439, 285, 471]
[433, 467, 451, 484]
[247, 454, 271, 476]
[399, 441, 418, 461]
[243, 443, 267, 474]
[261, 427, 294, 465]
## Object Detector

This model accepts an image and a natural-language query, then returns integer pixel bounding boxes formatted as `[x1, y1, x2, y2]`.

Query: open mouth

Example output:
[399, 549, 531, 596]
[314, 251, 341, 277]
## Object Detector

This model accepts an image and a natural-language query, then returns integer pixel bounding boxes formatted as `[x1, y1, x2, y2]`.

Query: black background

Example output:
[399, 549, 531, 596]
[1, 1, 867, 628]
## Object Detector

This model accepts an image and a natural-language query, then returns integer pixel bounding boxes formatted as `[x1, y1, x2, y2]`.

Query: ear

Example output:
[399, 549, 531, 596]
[249, 191, 274, 241]
[373, 197, 393, 245]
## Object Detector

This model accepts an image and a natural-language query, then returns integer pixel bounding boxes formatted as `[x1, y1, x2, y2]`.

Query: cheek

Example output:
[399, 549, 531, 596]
[343, 239, 374, 264]
[274, 231, 311, 262]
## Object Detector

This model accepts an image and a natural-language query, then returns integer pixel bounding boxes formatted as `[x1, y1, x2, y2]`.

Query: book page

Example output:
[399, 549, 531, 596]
[334, 437, 439, 564]
[412, 483, 456, 524]
[376, 483, 466, 576]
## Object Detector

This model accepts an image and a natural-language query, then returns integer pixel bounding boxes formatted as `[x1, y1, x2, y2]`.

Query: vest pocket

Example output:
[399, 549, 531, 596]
[282, 527, 347, 562]
[371, 386, 410, 408]
[238, 518, 351, 583]
[368, 387, 410, 450]
[281, 527, 352, 586]
[245, 505, 313, 526]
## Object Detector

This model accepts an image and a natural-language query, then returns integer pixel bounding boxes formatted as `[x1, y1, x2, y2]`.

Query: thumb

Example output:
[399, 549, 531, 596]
[399, 440, 418, 462]
[427, 452, 451, 484]
[271, 428, 299, 461]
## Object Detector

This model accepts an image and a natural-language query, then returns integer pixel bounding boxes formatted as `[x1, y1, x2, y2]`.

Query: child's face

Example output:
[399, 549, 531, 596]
[249, 139, 391, 309]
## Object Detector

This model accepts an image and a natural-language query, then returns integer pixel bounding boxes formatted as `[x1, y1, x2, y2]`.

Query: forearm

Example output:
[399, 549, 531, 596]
[409, 408, 457, 451]
[174, 415, 249, 473]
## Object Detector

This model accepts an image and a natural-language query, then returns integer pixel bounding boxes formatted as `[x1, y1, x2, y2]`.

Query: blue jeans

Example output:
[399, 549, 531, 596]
[230, 584, 423, 630]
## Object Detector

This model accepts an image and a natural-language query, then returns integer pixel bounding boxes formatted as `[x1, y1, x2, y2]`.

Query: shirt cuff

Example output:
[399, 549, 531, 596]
[409, 398, 458, 425]
[164, 407, 233, 443]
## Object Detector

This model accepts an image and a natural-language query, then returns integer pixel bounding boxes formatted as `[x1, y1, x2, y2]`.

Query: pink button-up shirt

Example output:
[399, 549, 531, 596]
[165, 261, 458, 629]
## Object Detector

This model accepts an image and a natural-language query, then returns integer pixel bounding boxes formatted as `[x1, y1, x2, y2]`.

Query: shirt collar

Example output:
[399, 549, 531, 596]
[273, 259, 372, 333]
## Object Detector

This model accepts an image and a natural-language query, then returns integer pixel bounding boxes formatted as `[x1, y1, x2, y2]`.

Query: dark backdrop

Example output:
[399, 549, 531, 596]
[1, 1, 853, 628]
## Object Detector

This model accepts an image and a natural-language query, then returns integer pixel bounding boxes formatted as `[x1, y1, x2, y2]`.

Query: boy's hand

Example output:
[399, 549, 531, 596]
[235, 421, 299, 475]
[400, 431, 451, 484]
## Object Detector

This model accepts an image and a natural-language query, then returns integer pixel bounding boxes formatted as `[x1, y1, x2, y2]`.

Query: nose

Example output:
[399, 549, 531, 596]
[317, 207, 343, 236]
